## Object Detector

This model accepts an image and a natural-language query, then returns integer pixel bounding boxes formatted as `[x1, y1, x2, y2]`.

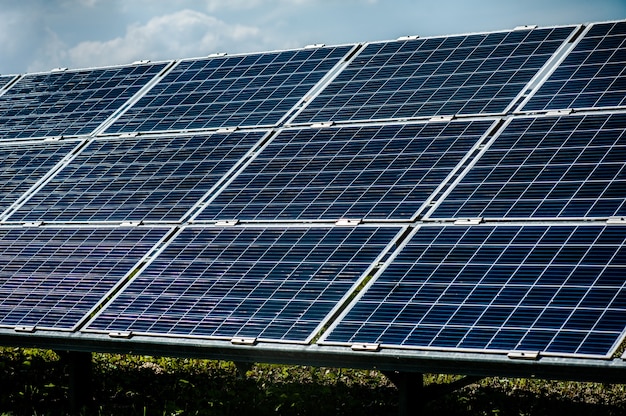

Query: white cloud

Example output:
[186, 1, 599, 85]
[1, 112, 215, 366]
[203, 0, 313, 12]
[67, 9, 264, 68]
[27, 29, 69, 73]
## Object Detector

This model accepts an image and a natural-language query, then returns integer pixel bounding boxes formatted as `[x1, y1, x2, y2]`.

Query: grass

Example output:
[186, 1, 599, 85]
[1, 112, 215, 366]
[0, 347, 625, 415]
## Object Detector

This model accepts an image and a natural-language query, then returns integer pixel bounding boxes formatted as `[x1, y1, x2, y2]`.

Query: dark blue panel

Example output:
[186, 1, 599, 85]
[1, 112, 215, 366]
[105, 46, 353, 133]
[0, 227, 168, 330]
[524, 21, 626, 111]
[0, 63, 167, 140]
[294, 26, 575, 123]
[8, 132, 264, 222]
[0, 140, 77, 216]
[324, 225, 626, 357]
[87, 226, 400, 343]
[198, 120, 491, 221]
[430, 113, 626, 219]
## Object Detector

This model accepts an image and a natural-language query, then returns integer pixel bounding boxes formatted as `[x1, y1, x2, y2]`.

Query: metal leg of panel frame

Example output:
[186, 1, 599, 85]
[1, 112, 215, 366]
[66, 351, 93, 414]
[234, 361, 253, 379]
[384, 371, 424, 416]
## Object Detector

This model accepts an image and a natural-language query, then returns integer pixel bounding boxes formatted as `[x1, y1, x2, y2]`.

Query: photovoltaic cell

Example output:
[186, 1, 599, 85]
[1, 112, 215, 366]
[0, 62, 167, 140]
[87, 226, 401, 343]
[523, 21, 626, 111]
[293, 26, 575, 124]
[105, 46, 353, 134]
[323, 225, 626, 358]
[0, 226, 169, 330]
[429, 113, 626, 220]
[197, 120, 492, 221]
[8, 131, 266, 223]
[0, 140, 77, 217]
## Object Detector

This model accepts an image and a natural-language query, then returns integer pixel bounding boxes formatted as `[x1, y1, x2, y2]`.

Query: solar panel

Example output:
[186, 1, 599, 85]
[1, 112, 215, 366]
[292, 26, 576, 124]
[0, 62, 167, 140]
[86, 225, 402, 343]
[523, 21, 626, 111]
[428, 113, 626, 220]
[0, 226, 170, 330]
[0, 140, 78, 218]
[104, 46, 354, 134]
[196, 120, 493, 222]
[8, 131, 266, 223]
[322, 224, 626, 358]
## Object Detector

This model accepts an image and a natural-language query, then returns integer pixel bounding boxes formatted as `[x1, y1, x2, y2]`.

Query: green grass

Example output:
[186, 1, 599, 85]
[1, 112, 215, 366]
[0, 347, 625, 415]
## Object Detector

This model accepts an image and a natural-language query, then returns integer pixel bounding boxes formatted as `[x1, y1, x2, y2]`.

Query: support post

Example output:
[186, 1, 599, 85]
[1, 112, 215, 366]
[383, 371, 424, 416]
[66, 351, 93, 414]
[234, 361, 253, 379]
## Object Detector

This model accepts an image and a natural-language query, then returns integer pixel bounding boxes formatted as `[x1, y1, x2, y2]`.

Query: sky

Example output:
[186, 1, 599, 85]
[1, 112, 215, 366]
[1, 0, 626, 75]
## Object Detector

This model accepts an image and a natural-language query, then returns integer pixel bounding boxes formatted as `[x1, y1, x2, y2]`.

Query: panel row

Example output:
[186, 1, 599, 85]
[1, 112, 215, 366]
[2, 111, 625, 223]
[0, 21, 623, 143]
[1, 223, 624, 359]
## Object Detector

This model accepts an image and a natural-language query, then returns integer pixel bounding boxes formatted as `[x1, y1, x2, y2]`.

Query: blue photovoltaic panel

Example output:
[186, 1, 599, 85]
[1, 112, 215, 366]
[0, 140, 77, 217]
[8, 131, 265, 223]
[105, 46, 353, 134]
[323, 225, 626, 358]
[87, 226, 401, 343]
[0, 62, 167, 140]
[523, 21, 626, 111]
[0, 226, 169, 330]
[197, 120, 492, 221]
[429, 113, 626, 220]
[293, 26, 575, 124]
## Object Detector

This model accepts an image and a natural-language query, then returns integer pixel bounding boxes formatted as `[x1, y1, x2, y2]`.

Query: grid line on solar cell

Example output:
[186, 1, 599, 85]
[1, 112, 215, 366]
[86, 226, 401, 343]
[0, 141, 77, 218]
[8, 132, 266, 223]
[428, 113, 626, 220]
[523, 21, 626, 111]
[323, 225, 626, 358]
[105, 46, 353, 134]
[292, 26, 575, 124]
[0, 227, 169, 330]
[197, 121, 492, 221]
[0, 63, 167, 140]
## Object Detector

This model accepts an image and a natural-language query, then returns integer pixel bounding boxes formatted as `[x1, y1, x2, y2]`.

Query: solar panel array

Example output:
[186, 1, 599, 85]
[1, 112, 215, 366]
[293, 26, 575, 124]
[0, 63, 167, 140]
[322, 225, 626, 358]
[88, 226, 401, 343]
[198, 120, 493, 221]
[428, 112, 626, 220]
[106, 46, 353, 134]
[8, 131, 266, 223]
[523, 21, 626, 111]
[0, 20, 625, 371]
[0, 226, 169, 330]
[0, 140, 78, 217]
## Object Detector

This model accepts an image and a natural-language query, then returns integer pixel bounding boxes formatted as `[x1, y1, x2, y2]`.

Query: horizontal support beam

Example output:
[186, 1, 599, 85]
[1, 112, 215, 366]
[2, 331, 626, 384]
